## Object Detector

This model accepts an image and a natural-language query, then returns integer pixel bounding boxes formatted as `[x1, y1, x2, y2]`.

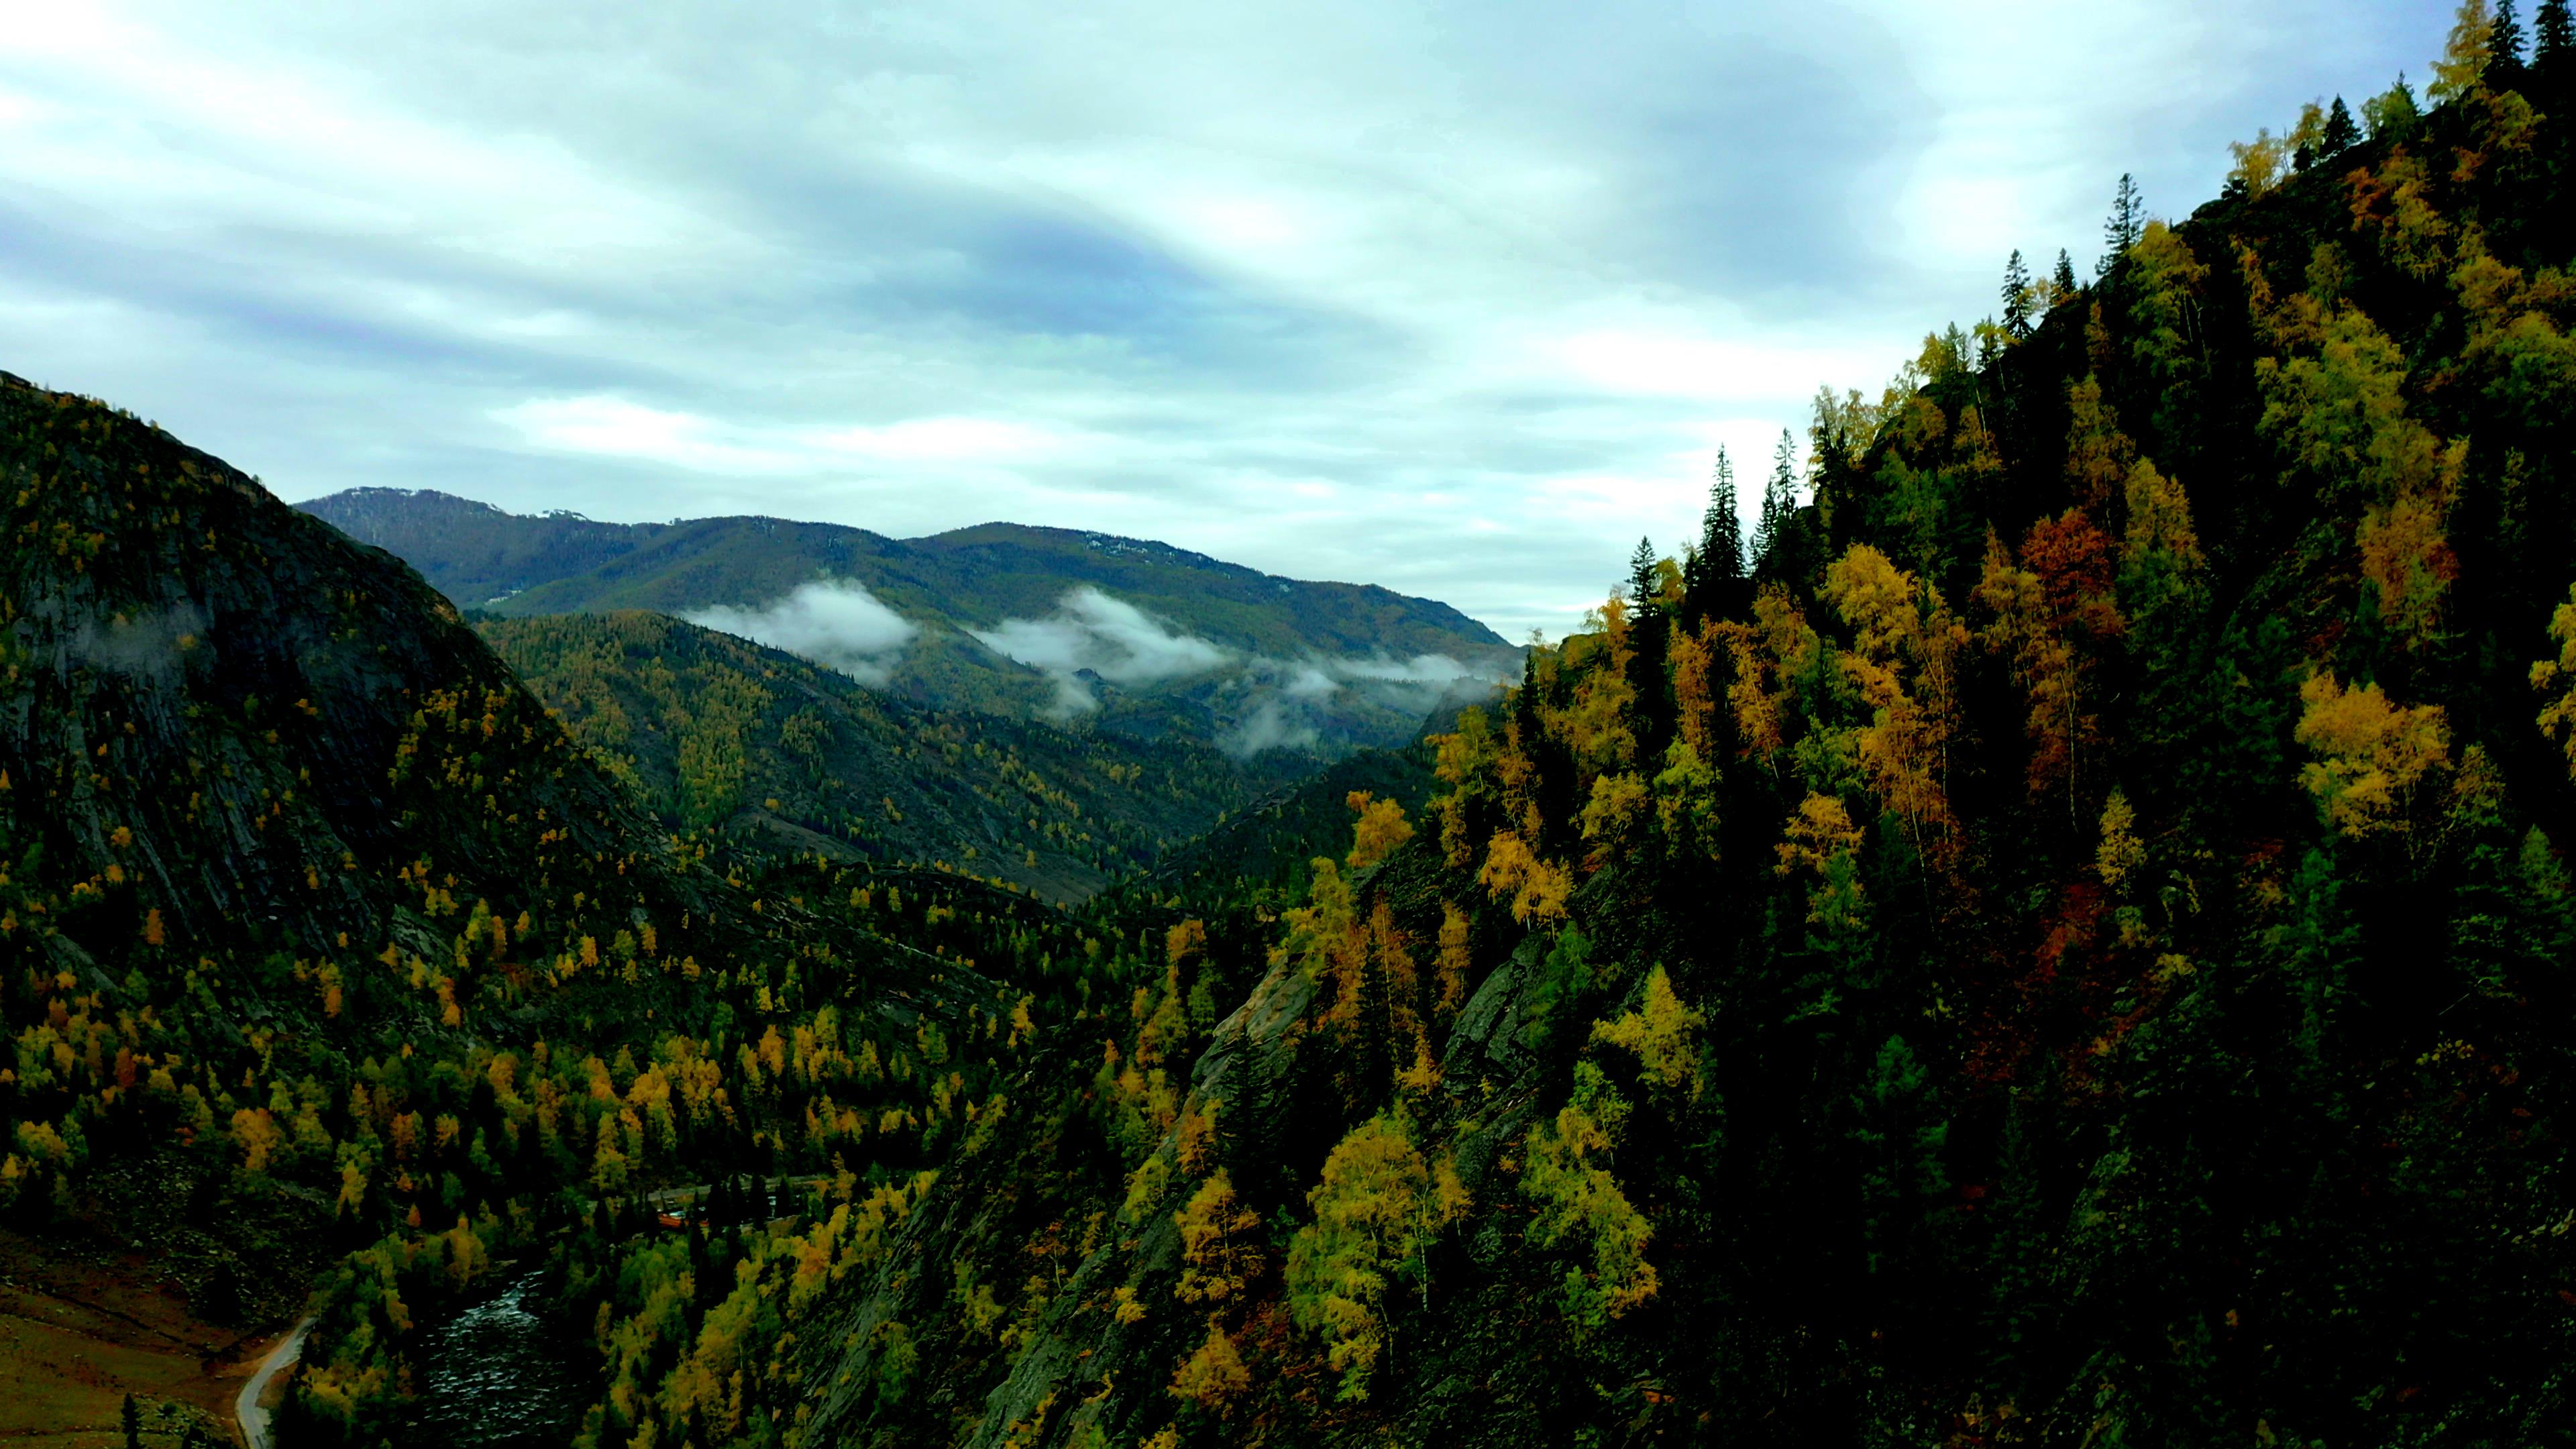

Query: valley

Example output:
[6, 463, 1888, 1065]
[4, 8, 2576, 1447]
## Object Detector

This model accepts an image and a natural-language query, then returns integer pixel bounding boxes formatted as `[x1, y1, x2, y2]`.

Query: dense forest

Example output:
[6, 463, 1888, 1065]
[4, 3, 2575, 1448]
[475, 611, 1306, 901]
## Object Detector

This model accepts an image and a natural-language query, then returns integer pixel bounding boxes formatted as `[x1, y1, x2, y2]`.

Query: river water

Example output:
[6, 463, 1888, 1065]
[406, 1272, 588, 1448]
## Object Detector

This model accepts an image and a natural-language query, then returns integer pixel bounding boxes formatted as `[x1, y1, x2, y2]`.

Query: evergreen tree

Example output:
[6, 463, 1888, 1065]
[1699, 448, 1743, 587]
[121, 1395, 141, 1449]
[1627, 536, 1661, 615]
[2053, 248, 2078, 297]
[2001, 250, 2033, 337]
[1754, 429, 1798, 572]
[2537, 0, 2571, 85]
[2322, 94, 2359, 152]
[2496, 0, 2529, 81]
[2101, 173, 2144, 273]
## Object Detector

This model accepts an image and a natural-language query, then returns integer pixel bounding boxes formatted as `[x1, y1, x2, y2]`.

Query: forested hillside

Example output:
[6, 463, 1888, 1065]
[9, 6, 2576, 1449]
[0, 368, 1186, 1447]
[769, 13, 2576, 1446]
[476, 612, 1294, 902]
[299, 491, 1519, 758]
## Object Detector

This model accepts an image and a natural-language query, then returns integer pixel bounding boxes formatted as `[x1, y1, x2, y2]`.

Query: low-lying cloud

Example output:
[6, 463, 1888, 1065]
[971, 586, 1512, 751]
[970, 587, 1233, 716]
[685, 579, 918, 686]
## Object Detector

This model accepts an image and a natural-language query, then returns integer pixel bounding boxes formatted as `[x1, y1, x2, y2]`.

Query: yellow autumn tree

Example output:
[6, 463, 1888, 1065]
[1344, 792, 1415, 871]
[1174, 1169, 1263, 1307]
[1591, 965, 1706, 1100]
[1284, 1112, 1468, 1401]
[1478, 830, 1570, 925]
[1169, 1321, 1252, 1414]
[1823, 544, 1964, 871]
[2294, 670, 2451, 839]
[2533, 584, 2576, 778]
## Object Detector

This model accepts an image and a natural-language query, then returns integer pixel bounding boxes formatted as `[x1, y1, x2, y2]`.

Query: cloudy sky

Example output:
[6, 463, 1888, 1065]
[1, 1, 2447, 639]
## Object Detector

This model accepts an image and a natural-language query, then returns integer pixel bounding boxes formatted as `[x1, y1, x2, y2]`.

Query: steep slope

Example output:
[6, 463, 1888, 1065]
[474, 611, 1296, 902]
[295, 492, 1519, 755]
[0, 371, 1065, 1444]
[780, 41, 2576, 1449]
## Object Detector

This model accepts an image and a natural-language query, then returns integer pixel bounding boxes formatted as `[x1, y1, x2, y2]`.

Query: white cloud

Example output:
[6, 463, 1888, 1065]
[0, 0, 2437, 641]
[969, 587, 1234, 714]
[684, 580, 919, 686]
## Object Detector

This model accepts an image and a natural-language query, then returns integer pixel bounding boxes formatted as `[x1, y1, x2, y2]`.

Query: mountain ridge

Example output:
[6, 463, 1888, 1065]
[297, 486, 1518, 757]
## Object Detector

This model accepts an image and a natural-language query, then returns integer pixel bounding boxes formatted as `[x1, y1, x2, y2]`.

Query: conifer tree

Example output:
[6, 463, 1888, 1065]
[1754, 430, 1798, 572]
[2101, 174, 2144, 273]
[1627, 537, 1661, 615]
[2002, 250, 2033, 336]
[2323, 95, 2359, 152]
[2053, 249, 2078, 297]
[1699, 448, 1743, 587]
[2534, 0, 2571, 91]
[2495, 0, 2529, 80]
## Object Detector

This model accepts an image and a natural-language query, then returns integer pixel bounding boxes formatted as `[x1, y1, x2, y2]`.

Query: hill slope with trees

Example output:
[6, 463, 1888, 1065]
[774, 12, 2576, 1446]
[474, 611, 1297, 902]
[7, 6, 2576, 1448]
[298, 490, 1520, 758]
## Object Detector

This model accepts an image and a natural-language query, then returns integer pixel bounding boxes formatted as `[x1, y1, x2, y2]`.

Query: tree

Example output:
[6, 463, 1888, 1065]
[2529, 582, 2576, 777]
[121, 1395, 141, 1449]
[2002, 249, 2033, 337]
[2291, 99, 2327, 170]
[1285, 1112, 1467, 1401]
[2431, 0, 2498, 103]
[1627, 537, 1661, 616]
[1698, 448, 1743, 588]
[1522, 1062, 1658, 1330]
[2495, 0, 2530, 82]
[2323, 95, 2360, 152]
[2053, 249, 2078, 296]
[2542, 0, 2573, 74]
[2102, 173, 2144, 272]
[2365, 73, 2422, 139]
[2295, 670, 2451, 839]
[1754, 429, 1799, 572]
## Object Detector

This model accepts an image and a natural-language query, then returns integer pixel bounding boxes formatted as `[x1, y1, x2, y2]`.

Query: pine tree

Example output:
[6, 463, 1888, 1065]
[2101, 174, 2144, 274]
[2002, 250, 2033, 337]
[1699, 448, 1743, 586]
[1754, 429, 1798, 572]
[1628, 536, 1661, 615]
[2496, 0, 2529, 80]
[2053, 249, 2078, 297]
[2323, 95, 2359, 152]
[121, 1395, 142, 1449]
[2536, 0, 2571, 88]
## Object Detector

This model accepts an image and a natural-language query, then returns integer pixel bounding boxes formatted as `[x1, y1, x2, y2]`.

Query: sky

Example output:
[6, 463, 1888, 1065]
[0, 1, 2452, 641]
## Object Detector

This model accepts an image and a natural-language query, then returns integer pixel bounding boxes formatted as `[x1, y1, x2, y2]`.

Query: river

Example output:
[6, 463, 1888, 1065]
[405, 1271, 588, 1448]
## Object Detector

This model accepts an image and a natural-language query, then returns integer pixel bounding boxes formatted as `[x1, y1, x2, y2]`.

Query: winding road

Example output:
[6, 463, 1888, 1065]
[234, 1318, 313, 1449]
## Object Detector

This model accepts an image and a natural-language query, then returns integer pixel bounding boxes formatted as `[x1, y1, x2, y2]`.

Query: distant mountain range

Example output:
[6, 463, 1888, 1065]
[297, 488, 1517, 757]
[476, 610, 1309, 902]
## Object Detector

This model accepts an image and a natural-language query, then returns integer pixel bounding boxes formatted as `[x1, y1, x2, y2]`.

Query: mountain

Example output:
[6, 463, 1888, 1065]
[474, 610, 1299, 903]
[772, 45, 2576, 1449]
[15, 17, 2576, 1449]
[0, 369, 1120, 1444]
[294, 490, 1521, 757]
